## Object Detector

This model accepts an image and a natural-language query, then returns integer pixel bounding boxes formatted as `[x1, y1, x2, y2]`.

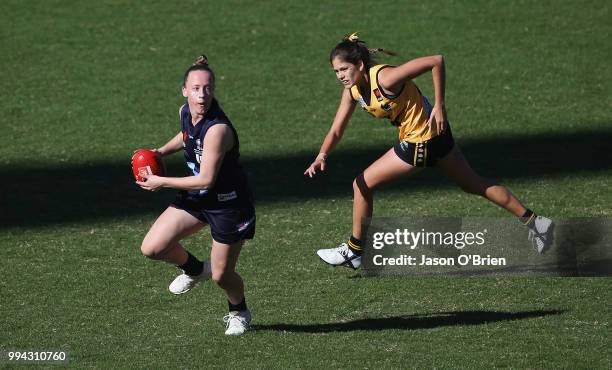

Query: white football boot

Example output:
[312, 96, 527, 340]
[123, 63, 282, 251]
[317, 242, 362, 270]
[527, 216, 554, 254]
[223, 310, 251, 336]
[168, 261, 211, 295]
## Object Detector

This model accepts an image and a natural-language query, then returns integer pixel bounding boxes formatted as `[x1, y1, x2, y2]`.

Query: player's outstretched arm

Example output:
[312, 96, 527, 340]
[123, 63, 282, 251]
[304, 89, 356, 178]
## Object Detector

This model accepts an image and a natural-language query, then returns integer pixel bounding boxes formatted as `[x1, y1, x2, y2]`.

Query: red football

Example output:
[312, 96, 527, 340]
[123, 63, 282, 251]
[131, 149, 166, 182]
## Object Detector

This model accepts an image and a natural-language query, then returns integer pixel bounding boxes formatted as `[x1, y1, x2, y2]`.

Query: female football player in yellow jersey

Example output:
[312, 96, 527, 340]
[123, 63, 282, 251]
[304, 33, 553, 269]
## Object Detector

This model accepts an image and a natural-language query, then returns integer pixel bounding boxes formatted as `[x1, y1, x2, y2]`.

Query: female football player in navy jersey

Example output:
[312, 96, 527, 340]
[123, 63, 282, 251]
[305, 33, 553, 270]
[136, 55, 255, 336]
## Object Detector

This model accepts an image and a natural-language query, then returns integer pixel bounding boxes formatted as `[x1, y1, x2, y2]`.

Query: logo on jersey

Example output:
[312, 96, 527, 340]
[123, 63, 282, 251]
[194, 139, 203, 163]
[373, 88, 384, 102]
[217, 191, 238, 202]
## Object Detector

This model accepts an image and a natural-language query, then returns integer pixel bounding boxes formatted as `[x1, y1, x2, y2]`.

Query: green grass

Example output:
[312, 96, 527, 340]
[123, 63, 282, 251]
[1, 0, 611, 368]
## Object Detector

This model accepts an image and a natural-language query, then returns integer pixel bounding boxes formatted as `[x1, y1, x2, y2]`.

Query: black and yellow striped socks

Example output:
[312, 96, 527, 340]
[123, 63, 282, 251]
[348, 236, 363, 256]
[520, 209, 537, 227]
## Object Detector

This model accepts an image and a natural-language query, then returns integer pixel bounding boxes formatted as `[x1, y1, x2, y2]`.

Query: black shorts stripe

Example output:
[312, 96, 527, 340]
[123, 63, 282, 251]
[393, 125, 455, 167]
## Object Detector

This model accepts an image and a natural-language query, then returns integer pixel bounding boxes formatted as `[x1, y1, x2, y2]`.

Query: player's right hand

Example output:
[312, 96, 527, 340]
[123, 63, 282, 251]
[304, 154, 327, 178]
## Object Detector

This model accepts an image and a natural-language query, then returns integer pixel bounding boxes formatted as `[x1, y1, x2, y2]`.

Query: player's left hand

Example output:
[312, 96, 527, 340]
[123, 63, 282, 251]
[136, 174, 164, 192]
[427, 104, 447, 134]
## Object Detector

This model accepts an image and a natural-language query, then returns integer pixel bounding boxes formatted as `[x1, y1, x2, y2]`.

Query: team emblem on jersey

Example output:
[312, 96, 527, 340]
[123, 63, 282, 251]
[183, 132, 188, 142]
[194, 139, 203, 163]
[381, 103, 392, 111]
[373, 88, 384, 102]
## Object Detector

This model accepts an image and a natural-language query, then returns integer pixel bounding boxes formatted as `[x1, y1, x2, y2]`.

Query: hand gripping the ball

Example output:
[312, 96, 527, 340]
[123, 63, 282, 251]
[132, 149, 166, 190]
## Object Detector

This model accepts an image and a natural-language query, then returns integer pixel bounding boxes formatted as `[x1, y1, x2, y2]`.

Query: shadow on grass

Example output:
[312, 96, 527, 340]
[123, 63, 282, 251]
[1, 128, 611, 228]
[252, 309, 565, 333]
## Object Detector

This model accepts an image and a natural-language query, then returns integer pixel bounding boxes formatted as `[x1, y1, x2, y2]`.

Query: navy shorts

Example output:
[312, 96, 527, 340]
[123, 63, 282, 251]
[393, 125, 455, 167]
[171, 195, 256, 245]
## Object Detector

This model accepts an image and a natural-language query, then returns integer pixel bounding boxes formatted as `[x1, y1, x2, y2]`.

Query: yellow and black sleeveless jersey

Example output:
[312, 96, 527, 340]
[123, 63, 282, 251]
[350, 64, 437, 143]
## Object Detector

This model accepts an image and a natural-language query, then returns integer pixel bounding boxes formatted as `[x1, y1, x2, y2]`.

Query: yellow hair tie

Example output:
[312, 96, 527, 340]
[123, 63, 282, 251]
[347, 32, 359, 42]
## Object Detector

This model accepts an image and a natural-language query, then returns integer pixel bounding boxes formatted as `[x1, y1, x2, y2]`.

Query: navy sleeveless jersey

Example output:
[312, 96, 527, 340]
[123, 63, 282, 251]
[179, 99, 252, 208]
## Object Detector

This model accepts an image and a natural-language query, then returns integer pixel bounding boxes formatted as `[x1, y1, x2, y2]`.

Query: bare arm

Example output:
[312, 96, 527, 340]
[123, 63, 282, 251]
[378, 55, 445, 100]
[378, 55, 447, 133]
[304, 89, 357, 177]
[137, 124, 233, 191]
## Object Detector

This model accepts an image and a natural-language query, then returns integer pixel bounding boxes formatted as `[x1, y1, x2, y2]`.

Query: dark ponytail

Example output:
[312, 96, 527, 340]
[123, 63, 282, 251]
[329, 32, 396, 69]
[182, 54, 215, 86]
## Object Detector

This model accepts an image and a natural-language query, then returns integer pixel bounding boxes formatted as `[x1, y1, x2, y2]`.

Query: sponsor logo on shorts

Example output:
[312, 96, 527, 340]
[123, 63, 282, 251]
[237, 215, 255, 232]
[217, 191, 238, 202]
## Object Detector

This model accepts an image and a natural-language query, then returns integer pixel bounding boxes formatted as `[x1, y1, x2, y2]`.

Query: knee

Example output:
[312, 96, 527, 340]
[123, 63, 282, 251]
[140, 240, 165, 259]
[353, 175, 373, 198]
[211, 267, 229, 285]
[352, 178, 360, 194]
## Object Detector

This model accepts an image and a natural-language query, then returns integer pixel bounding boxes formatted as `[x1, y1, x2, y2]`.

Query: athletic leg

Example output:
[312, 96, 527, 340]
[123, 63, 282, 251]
[352, 148, 423, 239]
[317, 148, 422, 269]
[210, 239, 251, 335]
[436, 145, 554, 253]
[435, 145, 527, 216]
[210, 239, 244, 304]
[140, 206, 205, 265]
[141, 206, 212, 293]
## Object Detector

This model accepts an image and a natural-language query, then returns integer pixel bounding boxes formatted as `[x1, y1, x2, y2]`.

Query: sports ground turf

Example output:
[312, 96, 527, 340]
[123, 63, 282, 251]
[1, 0, 611, 368]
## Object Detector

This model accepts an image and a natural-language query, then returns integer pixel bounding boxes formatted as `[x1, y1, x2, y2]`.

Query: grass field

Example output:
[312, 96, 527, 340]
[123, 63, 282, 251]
[1, 0, 611, 368]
